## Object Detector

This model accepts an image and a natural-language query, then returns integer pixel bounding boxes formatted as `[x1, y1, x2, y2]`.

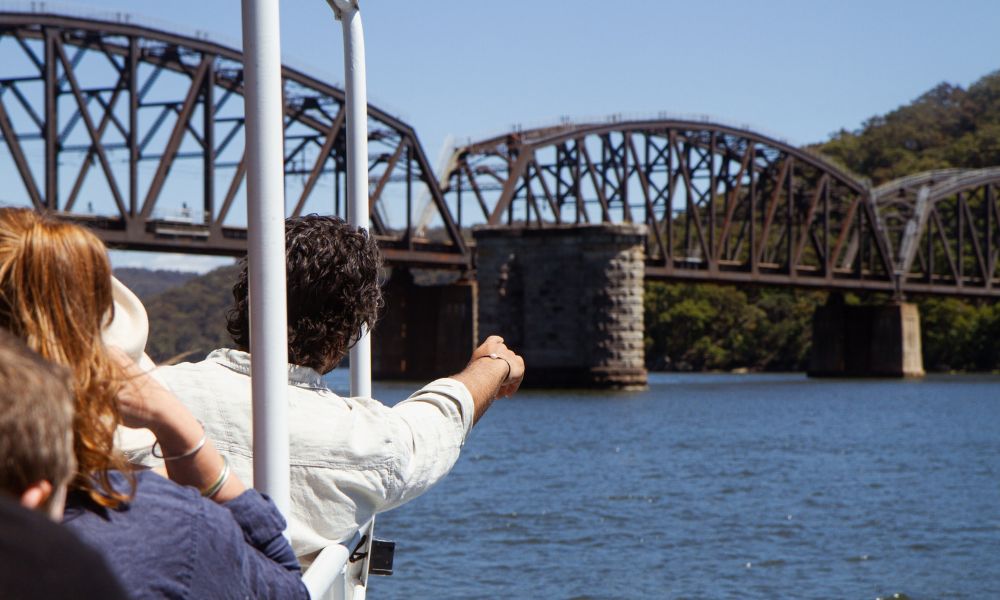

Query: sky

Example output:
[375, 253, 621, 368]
[16, 0, 1000, 271]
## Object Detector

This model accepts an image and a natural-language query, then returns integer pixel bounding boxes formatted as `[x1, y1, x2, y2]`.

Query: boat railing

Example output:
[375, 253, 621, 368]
[302, 519, 375, 600]
[241, 0, 373, 597]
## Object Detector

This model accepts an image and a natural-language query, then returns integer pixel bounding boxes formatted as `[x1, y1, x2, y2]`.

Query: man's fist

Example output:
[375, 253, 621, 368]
[471, 335, 525, 398]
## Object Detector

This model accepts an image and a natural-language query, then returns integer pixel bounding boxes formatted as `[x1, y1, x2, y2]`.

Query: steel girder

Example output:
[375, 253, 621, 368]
[874, 168, 1000, 296]
[0, 12, 468, 267]
[445, 120, 905, 294]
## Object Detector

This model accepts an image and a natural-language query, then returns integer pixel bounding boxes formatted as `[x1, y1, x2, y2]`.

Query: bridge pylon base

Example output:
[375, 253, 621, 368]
[474, 224, 647, 389]
[808, 294, 924, 378]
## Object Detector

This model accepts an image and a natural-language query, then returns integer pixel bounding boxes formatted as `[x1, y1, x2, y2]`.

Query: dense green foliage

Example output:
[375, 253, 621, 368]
[819, 72, 1000, 184]
[642, 284, 1000, 372]
[644, 283, 824, 372]
[915, 296, 1000, 371]
[142, 265, 239, 364]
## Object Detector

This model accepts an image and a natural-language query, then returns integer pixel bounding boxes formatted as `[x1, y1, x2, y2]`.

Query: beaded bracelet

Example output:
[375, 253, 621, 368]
[201, 455, 231, 499]
[151, 423, 207, 462]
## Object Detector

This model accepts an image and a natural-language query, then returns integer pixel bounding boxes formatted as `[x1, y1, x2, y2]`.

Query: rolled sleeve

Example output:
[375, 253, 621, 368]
[396, 377, 475, 440]
[380, 378, 474, 509]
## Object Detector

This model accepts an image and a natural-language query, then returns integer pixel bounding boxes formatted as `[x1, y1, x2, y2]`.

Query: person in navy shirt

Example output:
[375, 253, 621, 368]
[0, 329, 128, 600]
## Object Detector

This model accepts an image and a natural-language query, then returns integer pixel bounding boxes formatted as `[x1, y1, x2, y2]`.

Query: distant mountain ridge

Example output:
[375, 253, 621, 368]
[113, 268, 199, 300]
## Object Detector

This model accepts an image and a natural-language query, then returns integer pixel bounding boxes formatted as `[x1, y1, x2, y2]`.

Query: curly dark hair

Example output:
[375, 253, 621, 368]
[227, 215, 384, 373]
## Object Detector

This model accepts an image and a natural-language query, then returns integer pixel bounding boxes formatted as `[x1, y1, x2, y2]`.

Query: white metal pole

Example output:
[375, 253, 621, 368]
[240, 0, 290, 518]
[330, 0, 372, 399]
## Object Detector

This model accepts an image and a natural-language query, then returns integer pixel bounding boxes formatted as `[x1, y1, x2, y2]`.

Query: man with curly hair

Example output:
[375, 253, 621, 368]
[144, 215, 525, 564]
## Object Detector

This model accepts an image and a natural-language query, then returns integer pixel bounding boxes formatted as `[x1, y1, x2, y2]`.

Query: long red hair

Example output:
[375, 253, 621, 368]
[0, 208, 132, 507]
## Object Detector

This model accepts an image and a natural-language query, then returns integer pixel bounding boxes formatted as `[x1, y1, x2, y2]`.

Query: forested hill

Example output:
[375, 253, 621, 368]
[816, 71, 1000, 183]
[134, 265, 239, 364]
[113, 268, 198, 300]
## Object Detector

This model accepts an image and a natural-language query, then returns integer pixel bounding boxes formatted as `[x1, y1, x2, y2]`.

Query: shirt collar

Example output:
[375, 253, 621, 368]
[208, 348, 327, 390]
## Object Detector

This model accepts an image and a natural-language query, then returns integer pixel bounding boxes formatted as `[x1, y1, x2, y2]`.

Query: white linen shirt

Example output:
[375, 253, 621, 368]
[133, 349, 474, 562]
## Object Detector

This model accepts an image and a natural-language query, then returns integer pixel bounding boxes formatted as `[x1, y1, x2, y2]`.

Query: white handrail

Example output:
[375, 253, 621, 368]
[240, 0, 372, 594]
[302, 545, 350, 598]
[331, 0, 372, 401]
[303, 1, 373, 598]
[240, 0, 291, 519]
[301, 519, 375, 600]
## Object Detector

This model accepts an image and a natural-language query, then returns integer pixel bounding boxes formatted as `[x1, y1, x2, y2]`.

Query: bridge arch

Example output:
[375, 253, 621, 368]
[874, 168, 1000, 294]
[0, 10, 466, 266]
[445, 118, 896, 291]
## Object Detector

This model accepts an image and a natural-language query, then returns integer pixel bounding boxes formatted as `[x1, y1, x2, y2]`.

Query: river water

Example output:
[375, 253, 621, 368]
[324, 372, 1000, 599]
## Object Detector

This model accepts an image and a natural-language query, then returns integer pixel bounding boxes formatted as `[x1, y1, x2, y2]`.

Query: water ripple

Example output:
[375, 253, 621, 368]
[366, 373, 1000, 599]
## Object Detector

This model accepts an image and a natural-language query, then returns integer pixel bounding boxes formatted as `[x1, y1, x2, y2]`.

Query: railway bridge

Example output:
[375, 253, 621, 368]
[3, 11, 999, 384]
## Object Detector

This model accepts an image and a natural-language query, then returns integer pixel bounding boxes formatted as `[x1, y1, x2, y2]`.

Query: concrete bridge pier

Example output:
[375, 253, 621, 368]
[808, 294, 924, 377]
[474, 224, 647, 389]
[373, 268, 477, 380]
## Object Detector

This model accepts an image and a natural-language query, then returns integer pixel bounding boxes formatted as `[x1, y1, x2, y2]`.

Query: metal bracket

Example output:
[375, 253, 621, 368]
[326, 0, 360, 20]
[349, 534, 395, 577]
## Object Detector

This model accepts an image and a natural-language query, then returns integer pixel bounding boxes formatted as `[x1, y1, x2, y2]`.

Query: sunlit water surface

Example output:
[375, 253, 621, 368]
[322, 371, 1000, 599]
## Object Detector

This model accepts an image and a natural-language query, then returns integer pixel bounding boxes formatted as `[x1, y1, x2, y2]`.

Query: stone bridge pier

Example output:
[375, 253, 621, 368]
[474, 224, 647, 388]
[808, 293, 924, 377]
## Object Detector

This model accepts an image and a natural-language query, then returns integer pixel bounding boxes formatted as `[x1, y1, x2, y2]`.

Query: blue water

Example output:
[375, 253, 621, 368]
[324, 372, 1000, 599]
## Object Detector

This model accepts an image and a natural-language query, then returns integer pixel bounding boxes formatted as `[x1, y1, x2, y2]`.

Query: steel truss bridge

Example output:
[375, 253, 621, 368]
[445, 123, 1000, 298]
[2, 12, 999, 297]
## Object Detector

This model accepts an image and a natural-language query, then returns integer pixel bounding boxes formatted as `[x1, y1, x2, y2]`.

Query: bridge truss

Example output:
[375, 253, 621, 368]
[874, 168, 1000, 296]
[444, 120, 1000, 297]
[445, 120, 901, 293]
[0, 11, 467, 267]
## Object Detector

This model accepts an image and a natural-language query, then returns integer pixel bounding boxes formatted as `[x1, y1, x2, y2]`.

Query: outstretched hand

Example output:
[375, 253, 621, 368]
[470, 335, 525, 398]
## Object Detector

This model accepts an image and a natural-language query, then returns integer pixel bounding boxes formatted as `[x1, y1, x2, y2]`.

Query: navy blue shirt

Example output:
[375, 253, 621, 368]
[63, 470, 307, 600]
[0, 495, 128, 600]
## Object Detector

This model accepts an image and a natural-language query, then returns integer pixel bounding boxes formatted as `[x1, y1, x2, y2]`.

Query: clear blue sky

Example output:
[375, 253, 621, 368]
[42, 0, 1000, 269]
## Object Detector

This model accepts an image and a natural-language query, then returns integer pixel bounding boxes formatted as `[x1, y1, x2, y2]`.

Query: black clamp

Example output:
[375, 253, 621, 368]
[349, 534, 396, 576]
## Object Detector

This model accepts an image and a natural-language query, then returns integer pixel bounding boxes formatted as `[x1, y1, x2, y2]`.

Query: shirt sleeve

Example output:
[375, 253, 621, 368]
[224, 490, 302, 575]
[200, 490, 309, 599]
[379, 377, 474, 511]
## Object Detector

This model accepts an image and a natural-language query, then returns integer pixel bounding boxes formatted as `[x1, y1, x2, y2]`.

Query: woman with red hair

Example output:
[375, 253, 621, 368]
[0, 207, 307, 599]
